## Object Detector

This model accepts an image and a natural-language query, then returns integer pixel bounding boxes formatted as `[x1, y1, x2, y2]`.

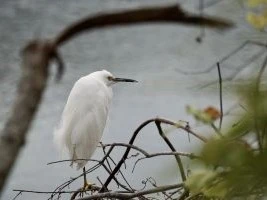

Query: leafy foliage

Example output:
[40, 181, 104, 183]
[245, 0, 267, 30]
[186, 80, 267, 199]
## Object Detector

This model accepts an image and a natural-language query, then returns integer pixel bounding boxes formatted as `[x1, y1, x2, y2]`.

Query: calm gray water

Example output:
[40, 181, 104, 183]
[0, 0, 264, 199]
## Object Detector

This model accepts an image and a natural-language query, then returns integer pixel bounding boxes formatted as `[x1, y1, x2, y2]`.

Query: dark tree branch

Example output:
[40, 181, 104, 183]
[155, 121, 186, 182]
[53, 4, 233, 47]
[99, 143, 135, 192]
[51, 50, 65, 82]
[99, 119, 156, 193]
[132, 151, 199, 173]
[217, 63, 223, 130]
[0, 40, 62, 194]
[100, 118, 206, 193]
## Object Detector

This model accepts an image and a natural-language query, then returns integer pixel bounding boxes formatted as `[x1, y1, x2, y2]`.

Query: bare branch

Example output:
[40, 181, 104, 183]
[76, 183, 184, 200]
[53, 4, 233, 47]
[217, 63, 223, 130]
[13, 188, 99, 195]
[155, 121, 186, 182]
[156, 118, 207, 142]
[99, 143, 135, 192]
[102, 143, 150, 156]
[133, 151, 199, 173]
[0, 40, 62, 194]
[256, 54, 267, 89]
[176, 40, 267, 75]
[100, 118, 206, 193]
[47, 157, 133, 197]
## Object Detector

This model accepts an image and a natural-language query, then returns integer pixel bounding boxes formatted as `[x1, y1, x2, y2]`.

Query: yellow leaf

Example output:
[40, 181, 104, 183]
[246, 12, 267, 30]
[246, 0, 267, 7]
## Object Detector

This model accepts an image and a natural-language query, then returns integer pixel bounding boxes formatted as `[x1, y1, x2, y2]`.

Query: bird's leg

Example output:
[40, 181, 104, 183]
[82, 167, 93, 192]
[83, 167, 88, 188]
[80, 167, 95, 197]
[70, 145, 76, 167]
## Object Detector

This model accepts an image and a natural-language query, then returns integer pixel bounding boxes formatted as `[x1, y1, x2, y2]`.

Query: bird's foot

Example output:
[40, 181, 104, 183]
[83, 181, 94, 191]
[79, 182, 95, 197]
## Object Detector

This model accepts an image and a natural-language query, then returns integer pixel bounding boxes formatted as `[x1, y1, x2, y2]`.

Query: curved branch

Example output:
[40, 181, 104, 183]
[53, 4, 233, 47]
[155, 120, 186, 182]
[99, 119, 156, 192]
[156, 118, 207, 142]
[0, 40, 56, 194]
[100, 117, 206, 192]
[132, 151, 199, 173]
[102, 143, 150, 156]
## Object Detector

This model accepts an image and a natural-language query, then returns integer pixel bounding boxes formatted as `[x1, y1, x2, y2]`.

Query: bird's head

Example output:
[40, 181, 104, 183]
[94, 70, 137, 86]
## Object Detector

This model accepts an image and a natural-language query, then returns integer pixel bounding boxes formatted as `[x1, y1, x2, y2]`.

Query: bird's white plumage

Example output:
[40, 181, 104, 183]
[54, 70, 113, 170]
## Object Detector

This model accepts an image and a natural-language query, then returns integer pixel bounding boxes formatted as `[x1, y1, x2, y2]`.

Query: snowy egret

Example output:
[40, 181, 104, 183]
[54, 70, 137, 188]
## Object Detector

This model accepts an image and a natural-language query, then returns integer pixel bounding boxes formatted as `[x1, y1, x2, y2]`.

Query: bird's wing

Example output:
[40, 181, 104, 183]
[54, 77, 112, 168]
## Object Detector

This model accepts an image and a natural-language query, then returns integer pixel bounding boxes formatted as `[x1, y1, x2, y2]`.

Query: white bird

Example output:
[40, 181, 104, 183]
[54, 70, 137, 188]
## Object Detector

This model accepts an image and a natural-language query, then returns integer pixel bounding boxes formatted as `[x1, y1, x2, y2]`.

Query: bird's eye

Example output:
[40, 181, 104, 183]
[107, 76, 113, 81]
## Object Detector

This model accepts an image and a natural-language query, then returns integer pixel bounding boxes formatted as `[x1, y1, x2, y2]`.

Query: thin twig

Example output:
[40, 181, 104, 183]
[156, 118, 207, 142]
[101, 144, 135, 191]
[99, 143, 113, 173]
[255, 54, 267, 153]
[155, 121, 189, 200]
[211, 123, 223, 137]
[48, 159, 100, 165]
[11, 191, 22, 200]
[155, 121, 186, 182]
[132, 151, 200, 173]
[196, 0, 205, 43]
[13, 189, 98, 194]
[76, 183, 184, 200]
[217, 62, 223, 130]
[256, 54, 267, 89]
[102, 143, 149, 156]
[49, 145, 117, 198]
[145, 177, 172, 200]
[100, 118, 206, 192]
[48, 157, 132, 197]
[48, 164, 102, 200]
[99, 119, 156, 192]
[196, 47, 267, 89]
[176, 40, 266, 75]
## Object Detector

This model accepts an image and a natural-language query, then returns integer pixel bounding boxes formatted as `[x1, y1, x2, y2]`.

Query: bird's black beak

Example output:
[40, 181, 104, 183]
[113, 77, 138, 83]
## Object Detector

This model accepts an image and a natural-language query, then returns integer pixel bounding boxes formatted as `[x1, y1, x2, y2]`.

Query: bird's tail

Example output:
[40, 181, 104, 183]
[53, 125, 68, 158]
